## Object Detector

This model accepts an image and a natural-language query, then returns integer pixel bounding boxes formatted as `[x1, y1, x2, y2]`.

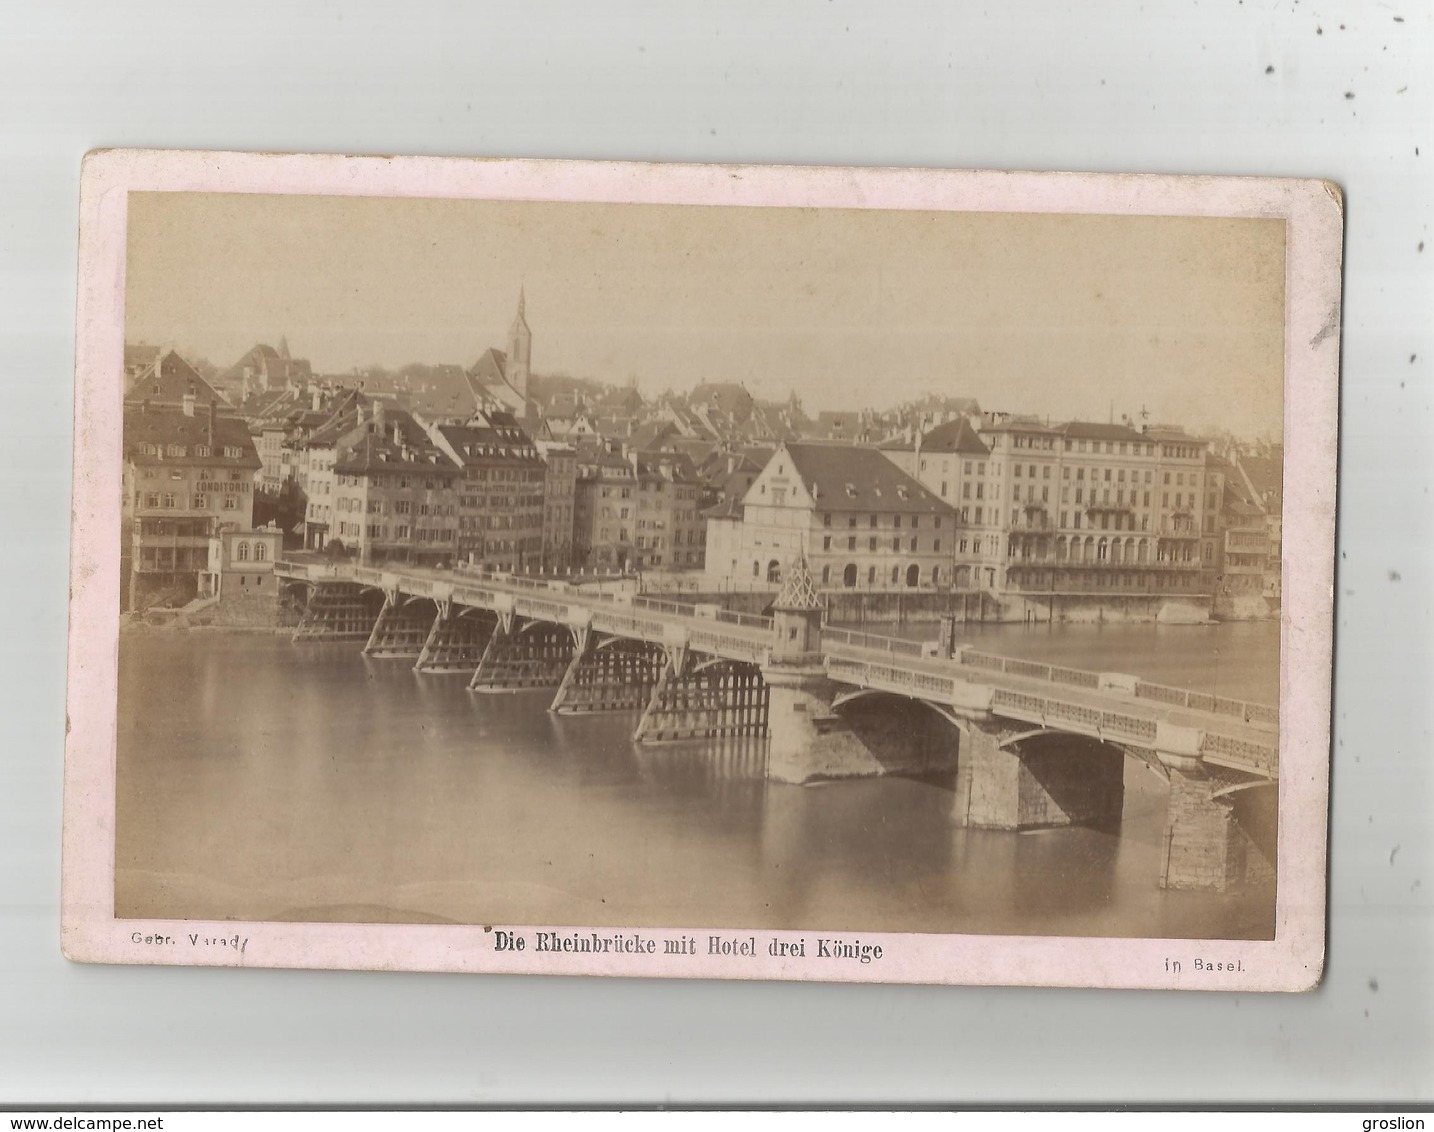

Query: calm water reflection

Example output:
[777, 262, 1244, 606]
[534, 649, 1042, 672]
[115, 627, 1277, 939]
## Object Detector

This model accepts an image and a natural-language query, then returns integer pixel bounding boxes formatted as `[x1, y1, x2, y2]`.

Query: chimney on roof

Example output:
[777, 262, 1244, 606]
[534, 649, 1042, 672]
[373, 399, 385, 434]
[182, 381, 196, 418]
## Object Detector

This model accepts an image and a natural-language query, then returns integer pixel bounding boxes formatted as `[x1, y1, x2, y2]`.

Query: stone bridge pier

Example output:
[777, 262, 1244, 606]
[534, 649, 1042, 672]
[1153, 727, 1276, 892]
[761, 554, 957, 782]
[952, 719, 1125, 832]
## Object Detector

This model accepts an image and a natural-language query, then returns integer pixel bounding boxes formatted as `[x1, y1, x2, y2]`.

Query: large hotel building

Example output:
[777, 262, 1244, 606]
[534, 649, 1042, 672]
[712, 419, 1216, 604]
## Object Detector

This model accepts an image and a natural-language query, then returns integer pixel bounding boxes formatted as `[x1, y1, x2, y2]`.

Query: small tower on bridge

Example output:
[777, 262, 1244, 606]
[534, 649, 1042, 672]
[769, 553, 824, 666]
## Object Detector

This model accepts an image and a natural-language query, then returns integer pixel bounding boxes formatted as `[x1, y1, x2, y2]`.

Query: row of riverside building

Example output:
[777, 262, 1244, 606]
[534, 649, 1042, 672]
[122, 292, 1281, 620]
[706, 423, 1280, 616]
[120, 294, 706, 613]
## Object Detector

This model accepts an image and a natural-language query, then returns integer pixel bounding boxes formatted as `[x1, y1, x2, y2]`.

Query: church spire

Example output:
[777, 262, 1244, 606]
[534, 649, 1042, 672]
[506, 287, 532, 400]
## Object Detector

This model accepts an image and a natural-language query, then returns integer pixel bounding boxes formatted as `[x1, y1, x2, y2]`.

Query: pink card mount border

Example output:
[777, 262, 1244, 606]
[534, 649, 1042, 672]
[62, 150, 1341, 991]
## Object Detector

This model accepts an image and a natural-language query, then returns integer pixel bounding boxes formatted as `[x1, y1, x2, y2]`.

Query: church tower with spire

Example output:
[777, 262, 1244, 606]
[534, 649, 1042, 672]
[505, 288, 532, 400]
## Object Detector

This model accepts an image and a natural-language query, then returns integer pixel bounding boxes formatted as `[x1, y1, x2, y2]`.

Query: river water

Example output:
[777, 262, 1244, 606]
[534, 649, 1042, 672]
[115, 622, 1279, 940]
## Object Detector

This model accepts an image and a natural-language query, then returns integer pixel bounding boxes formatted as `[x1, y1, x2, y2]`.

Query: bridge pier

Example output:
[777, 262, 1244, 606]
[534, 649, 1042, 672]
[414, 607, 494, 673]
[1153, 724, 1276, 892]
[953, 720, 1125, 831]
[764, 665, 955, 784]
[1159, 766, 1245, 891]
[469, 618, 574, 693]
[634, 654, 770, 744]
[364, 594, 437, 659]
[549, 634, 666, 714]
[292, 582, 384, 642]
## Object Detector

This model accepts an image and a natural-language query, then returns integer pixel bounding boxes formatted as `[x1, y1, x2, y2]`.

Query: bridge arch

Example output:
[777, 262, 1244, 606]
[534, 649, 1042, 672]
[820, 688, 962, 777]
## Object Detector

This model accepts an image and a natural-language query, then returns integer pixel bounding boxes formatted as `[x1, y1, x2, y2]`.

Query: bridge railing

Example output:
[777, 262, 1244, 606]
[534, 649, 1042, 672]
[689, 629, 767, 662]
[1049, 663, 1102, 690]
[275, 560, 336, 581]
[827, 656, 959, 702]
[633, 596, 698, 618]
[958, 650, 1102, 691]
[991, 688, 1161, 745]
[506, 575, 556, 592]
[515, 596, 569, 622]
[1202, 731, 1279, 777]
[715, 608, 773, 631]
[821, 628, 925, 657]
[1134, 679, 1277, 726]
[452, 584, 498, 607]
[591, 612, 666, 641]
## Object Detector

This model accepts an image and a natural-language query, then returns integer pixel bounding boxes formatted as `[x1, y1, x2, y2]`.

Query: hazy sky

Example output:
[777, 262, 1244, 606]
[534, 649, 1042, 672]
[126, 192, 1285, 440]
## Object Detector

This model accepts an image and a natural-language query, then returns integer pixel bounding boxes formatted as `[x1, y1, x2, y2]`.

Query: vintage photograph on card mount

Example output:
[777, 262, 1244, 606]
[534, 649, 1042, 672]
[63, 154, 1339, 989]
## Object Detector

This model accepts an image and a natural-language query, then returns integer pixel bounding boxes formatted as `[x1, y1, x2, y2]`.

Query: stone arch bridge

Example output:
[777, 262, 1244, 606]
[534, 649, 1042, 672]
[276, 558, 1279, 891]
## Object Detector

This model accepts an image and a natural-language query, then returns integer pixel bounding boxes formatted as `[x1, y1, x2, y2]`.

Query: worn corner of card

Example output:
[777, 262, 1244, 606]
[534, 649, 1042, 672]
[62, 150, 1340, 991]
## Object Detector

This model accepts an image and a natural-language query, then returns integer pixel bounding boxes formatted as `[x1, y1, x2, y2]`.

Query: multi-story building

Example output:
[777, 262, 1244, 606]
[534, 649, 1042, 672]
[1220, 506, 1272, 601]
[702, 494, 746, 584]
[573, 440, 639, 571]
[331, 402, 460, 566]
[429, 407, 545, 571]
[984, 420, 1209, 597]
[536, 441, 577, 572]
[299, 394, 365, 552]
[880, 416, 1001, 589]
[1234, 447, 1283, 602]
[121, 394, 262, 612]
[631, 451, 705, 571]
[254, 423, 291, 492]
[730, 442, 955, 589]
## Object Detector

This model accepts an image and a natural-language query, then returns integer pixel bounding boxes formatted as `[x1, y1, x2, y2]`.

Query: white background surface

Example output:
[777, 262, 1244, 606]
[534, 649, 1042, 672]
[1, 0, 1429, 1106]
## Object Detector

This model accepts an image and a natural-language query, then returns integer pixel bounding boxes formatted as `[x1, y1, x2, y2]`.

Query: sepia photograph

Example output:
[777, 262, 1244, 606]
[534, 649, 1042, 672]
[63, 153, 1339, 989]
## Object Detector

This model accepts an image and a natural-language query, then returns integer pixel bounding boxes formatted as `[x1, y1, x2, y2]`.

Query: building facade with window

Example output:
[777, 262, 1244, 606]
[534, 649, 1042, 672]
[985, 420, 1209, 597]
[632, 451, 706, 571]
[200, 525, 285, 603]
[881, 416, 1005, 590]
[572, 441, 639, 571]
[429, 408, 545, 571]
[729, 442, 955, 590]
[536, 442, 577, 572]
[330, 402, 460, 567]
[121, 399, 262, 612]
[298, 393, 366, 551]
